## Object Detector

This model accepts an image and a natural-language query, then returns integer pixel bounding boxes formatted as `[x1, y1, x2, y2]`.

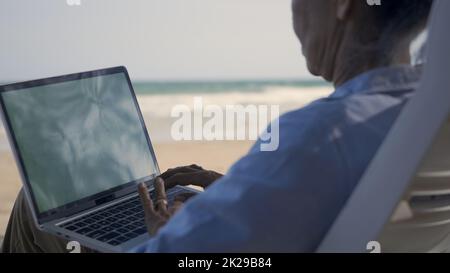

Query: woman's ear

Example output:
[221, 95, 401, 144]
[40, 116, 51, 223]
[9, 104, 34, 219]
[335, 0, 352, 20]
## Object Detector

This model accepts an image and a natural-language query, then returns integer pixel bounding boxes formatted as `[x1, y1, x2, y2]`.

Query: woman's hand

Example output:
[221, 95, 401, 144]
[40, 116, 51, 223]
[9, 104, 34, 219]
[160, 164, 223, 189]
[137, 178, 185, 235]
[138, 165, 222, 235]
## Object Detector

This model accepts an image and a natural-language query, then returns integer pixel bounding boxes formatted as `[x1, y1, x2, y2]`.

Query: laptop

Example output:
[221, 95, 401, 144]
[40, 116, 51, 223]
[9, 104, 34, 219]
[0, 66, 199, 252]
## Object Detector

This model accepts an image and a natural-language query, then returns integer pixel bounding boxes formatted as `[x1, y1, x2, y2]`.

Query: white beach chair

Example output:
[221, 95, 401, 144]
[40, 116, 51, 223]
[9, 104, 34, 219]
[317, 0, 450, 253]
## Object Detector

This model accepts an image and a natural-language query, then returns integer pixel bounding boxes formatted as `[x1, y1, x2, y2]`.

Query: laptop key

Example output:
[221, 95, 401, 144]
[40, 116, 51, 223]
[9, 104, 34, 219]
[116, 205, 126, 211]
[98, 220, 110, 226]
[128, 216, 138, 222]
[124, 231, 140, 240]
[97, 232, 120, 242]
[115, 236, 129, 243]
[84, 218, 96, 224]
[131, 222, 144, 228]
[125, 224, 135, 230]
[105, 217, 117, 222]
[125, 208, 135, 214]
[135, 212, 144, 218]
[117, 228, 129, 234]
[133, 227, 148, 235]
[74, 222, 87, 228]
[92, 215, 103, 221]
[102, 226, 114, 232]
[65, 225, 78, 231]
[77, 227, 93, 235]
[86, 230, 106, 239]
[111, 223, 121, 229]
[89, 224, 101, 229]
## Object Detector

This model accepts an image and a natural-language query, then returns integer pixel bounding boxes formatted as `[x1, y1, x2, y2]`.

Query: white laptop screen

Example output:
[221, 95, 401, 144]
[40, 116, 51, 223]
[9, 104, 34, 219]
[1, 71, 157, 213]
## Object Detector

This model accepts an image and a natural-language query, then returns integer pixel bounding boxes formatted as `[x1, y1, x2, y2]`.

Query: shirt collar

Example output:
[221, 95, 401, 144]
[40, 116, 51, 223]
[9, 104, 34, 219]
[330, 65, 423, 99]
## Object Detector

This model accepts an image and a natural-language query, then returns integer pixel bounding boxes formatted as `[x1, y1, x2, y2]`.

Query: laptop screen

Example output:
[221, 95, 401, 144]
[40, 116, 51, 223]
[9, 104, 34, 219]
[0, 71, 157, 214]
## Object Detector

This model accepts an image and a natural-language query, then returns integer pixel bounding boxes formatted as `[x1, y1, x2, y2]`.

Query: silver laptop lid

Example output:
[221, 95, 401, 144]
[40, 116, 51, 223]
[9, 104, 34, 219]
[0, 66, 159, 225]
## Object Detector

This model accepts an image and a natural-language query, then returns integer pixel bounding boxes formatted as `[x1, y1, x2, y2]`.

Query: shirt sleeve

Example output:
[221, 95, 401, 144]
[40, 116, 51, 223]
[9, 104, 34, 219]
[132, 114, 352, 252]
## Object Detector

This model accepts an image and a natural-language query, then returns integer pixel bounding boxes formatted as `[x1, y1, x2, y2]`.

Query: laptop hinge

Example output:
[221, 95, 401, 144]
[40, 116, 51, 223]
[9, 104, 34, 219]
[95, 194, 115, 206]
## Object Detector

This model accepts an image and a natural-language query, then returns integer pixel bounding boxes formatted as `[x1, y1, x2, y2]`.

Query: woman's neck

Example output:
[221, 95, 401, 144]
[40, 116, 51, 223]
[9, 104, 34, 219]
[330, 28, 413, 87]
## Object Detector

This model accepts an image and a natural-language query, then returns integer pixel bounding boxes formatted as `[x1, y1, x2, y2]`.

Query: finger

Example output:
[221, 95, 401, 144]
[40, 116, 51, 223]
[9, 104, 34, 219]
[174, 192, 197, 203]
[138, 183, 156, 218]
[168, 200, 184, 215]
[160, 165, 204, 180]
[154, 177, 169, 215]
[164, 171, 211, 189]
[164, 172, 200, 188]
[160, 166, 201, 180]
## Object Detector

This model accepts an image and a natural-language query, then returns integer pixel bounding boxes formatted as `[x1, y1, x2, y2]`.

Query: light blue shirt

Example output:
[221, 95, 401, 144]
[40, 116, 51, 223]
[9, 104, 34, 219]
[134, 65, 421, 252]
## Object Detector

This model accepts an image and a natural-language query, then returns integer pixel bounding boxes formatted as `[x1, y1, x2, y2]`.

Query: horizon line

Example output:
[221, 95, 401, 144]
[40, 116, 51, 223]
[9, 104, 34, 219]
[1, 77, 327, 86]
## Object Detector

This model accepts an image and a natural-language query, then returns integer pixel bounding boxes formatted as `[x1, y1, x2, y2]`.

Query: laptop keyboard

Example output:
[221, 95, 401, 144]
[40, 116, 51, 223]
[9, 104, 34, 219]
[59, 186, 187, 246]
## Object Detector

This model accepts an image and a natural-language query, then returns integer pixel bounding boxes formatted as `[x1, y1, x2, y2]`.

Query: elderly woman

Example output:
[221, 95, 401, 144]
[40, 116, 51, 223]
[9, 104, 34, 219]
[2, 0, 433, 252]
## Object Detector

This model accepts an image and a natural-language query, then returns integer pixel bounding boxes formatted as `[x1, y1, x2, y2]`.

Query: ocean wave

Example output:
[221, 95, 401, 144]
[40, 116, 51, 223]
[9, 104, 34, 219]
[136, 86, 333, 119]
[0, 86, 333, 145]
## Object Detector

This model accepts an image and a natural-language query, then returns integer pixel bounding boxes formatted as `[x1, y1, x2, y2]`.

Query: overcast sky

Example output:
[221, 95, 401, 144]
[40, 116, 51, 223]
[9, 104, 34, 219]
[0, 0, 314, 82]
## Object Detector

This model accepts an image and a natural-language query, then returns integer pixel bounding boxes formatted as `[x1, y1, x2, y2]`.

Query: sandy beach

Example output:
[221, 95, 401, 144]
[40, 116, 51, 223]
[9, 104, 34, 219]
[0, 140, 253, 237]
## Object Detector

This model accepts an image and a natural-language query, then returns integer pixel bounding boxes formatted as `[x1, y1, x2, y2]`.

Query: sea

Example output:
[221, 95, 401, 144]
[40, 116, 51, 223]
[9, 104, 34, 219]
[0, 80, 333, 150]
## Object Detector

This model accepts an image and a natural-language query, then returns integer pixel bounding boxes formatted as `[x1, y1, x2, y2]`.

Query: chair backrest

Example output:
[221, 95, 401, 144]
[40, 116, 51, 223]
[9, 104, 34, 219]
[317, 0, 450, 253]
[378, 117, 450, 252]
